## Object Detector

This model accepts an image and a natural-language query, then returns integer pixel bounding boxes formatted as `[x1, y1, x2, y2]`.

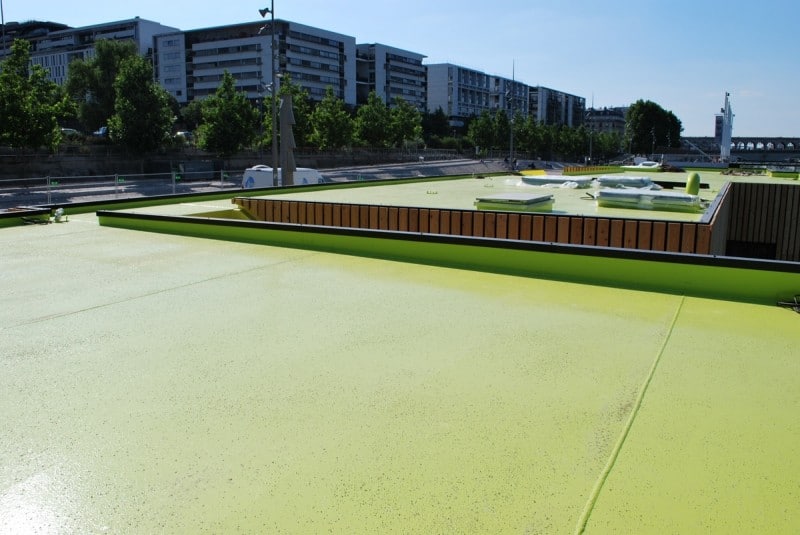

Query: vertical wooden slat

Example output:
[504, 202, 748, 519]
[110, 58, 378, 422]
[583, 218, 597, 246]
[272, 200, 281, 222]
[439, 210, 450, 235]
[570, 217, 583, 244]
[314, 203, 324, 225]
[596, 219, 610, 246]
[483, 212, 496, 238]
[496, 212, 508, 239]
[695, 225, 711, 255]
[360, 206, 370, 228]
[610, 219, 624, 248]
[556, 217, 570, 243]
[623, 220, 638, 249]
[340, 204, 350, 227]
[666, 222, 682, 252]
[289, 201, 299, 223]
[523, 215, 536, 241]
[637, 221, 652, 250]
[389, 207, 399, 230]
[322, 203, 332, 226]
[544, 216, 558, 242]
[681, 224, 696, 253]
[429, 209, 440, 234]
[450, 211, 461, 235]
[417, 208, 428, 233]
[461, 211, 473, 236]
[508, 213, 520, 240]
[281, 201, 291, 223]
[409, 208, 419, 232]
[472, 212, 484, 237]
[652, 221, 666, 251]
[369, 206, 379, 229]
[378, 206, 389, 229]
[399, 207, 408, 231]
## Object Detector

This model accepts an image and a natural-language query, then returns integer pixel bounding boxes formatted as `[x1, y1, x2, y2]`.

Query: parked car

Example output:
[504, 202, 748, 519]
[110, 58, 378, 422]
[92, 126, 108, 137]
[60, 127, 82, 139]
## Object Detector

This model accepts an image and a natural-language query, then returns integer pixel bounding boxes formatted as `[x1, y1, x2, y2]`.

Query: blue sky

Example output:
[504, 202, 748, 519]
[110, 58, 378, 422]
[5, 0, 797, 137]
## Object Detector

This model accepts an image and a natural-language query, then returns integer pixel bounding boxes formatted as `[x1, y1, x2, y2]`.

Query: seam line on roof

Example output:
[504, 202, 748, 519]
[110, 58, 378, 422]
[574, 295, 686, 534]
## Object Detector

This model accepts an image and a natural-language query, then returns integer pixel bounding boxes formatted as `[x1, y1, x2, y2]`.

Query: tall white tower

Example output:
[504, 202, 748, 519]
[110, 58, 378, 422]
[717, 92, 734, 162]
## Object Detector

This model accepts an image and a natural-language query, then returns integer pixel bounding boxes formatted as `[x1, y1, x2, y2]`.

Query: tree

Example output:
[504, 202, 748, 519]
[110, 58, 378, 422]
[107, 55, 175, 154]
[308, 86, 353, 150]
[493, 110, 510, 150]
[270, 75, 312, 148]
[388, 97, 423, 148]
[0, 39, 69, 151]
[65, 39, 138, 133]
[466, 110, 494, 155]
[196, 72, 258, 159]
[625, 99, 682, 155]
[354, 91, 390, 147]
[422, 106, 450, 146]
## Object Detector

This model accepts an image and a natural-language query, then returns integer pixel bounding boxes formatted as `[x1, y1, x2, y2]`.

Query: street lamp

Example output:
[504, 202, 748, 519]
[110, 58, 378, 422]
[259, 3, 279, 186]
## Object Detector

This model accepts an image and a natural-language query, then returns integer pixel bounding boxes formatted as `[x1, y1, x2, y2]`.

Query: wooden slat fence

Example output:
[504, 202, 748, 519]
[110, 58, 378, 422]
[233, 196, 718, 255]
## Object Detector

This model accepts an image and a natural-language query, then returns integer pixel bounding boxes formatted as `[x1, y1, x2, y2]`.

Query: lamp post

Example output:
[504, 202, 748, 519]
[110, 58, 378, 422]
[259, 3, 279, 186]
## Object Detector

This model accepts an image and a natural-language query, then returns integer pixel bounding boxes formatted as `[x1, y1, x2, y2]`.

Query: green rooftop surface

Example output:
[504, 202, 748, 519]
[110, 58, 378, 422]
[252, 170, 794, 222]
[1, 195, 799, 533]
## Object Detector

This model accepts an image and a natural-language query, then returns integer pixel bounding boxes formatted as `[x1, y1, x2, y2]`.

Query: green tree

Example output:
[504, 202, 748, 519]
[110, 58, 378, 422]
[0, 39, 69, 151]
[466, 110, 494, 155]
[625, 99, 682, 155]
[196, 72, 258, 159]
[65, 39, 138, 133]
[181, 99, 204, 131]
[107, 55, 175, 154]
[308, 86, 353, 150]
[422, 107, 451, 146]
[354, 91, 390, 147]
[388, 97, 423, 148]
[493, 109, 510, 150]
[267, 75, 313, 148]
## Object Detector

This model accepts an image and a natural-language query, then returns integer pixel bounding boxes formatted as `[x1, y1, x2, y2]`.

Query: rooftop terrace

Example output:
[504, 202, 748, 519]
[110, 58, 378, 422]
[1, 170, 799, 533]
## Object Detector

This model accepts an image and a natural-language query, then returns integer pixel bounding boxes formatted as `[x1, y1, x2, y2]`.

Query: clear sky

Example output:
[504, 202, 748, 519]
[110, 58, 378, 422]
[4, 0, 798, 137]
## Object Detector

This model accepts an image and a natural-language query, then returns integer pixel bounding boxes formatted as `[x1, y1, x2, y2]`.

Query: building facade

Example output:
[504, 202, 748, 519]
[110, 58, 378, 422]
[585, 107, 628, 135]
[4, 18, 177, 86]
[355, 43, 426, 110]
[528, 86, 586, 128]
[155, 20, 356, 106]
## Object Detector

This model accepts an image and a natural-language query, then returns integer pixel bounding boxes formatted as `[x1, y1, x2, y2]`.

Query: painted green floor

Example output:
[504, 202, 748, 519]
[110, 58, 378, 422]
[1, 208, 799, 533]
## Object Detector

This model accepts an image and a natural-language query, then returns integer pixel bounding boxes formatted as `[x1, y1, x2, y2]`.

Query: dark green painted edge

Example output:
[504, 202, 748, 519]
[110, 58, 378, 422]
[97, 210, 800, 306]
[0, 208, 51, 228]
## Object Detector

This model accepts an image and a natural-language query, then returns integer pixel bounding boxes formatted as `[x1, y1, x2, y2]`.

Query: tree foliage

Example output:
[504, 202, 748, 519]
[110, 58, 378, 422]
[354, 91, 390, 147]
[108, 55, 175, 155]
[0, 39, 69, 151]
[65, 39, 138, 132]
[625, 99, 682, 154]
[308, 86, 354, 150]
[196, 72, 258, 159]
[388, 97, 423, 147]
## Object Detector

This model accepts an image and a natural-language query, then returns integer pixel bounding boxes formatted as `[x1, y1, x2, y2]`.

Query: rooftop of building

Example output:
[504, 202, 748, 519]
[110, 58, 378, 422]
[1, 170, 799, 532]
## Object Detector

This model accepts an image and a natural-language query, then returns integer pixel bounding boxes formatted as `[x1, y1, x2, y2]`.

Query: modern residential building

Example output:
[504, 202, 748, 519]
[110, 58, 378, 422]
[5, 18, 178, 86]
[427, 63, 531, 128]
[155, 20, 356, 106]
[356, 43, 426, 111]
[528, 86, 586, 128]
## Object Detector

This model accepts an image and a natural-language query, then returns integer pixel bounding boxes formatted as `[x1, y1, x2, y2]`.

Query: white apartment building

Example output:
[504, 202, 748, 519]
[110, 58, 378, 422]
[155, 20, 356, 106]
[427, 63, 531, 127]
[10, 18, 177, 86]
[356, 44, 426, 111]
[529, 86, 585, 128]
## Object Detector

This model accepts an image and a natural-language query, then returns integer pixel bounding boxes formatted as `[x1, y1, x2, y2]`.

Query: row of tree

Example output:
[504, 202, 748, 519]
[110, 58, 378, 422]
[0, 37, 682, 162]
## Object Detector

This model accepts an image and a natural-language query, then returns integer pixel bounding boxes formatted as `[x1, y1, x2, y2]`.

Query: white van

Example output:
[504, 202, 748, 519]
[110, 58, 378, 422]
[242, 165, 324, 188]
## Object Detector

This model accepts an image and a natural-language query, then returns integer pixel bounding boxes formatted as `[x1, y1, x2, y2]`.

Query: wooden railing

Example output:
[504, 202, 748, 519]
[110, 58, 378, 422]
[233, 196, 716, 255]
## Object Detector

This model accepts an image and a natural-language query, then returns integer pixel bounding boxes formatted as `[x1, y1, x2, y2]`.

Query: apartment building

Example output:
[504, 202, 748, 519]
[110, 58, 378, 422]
[355, 44, 426, 111]
[528, 86, 586, 128]
[155, 20, 356, 106]
[3, 18, 177, 86]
